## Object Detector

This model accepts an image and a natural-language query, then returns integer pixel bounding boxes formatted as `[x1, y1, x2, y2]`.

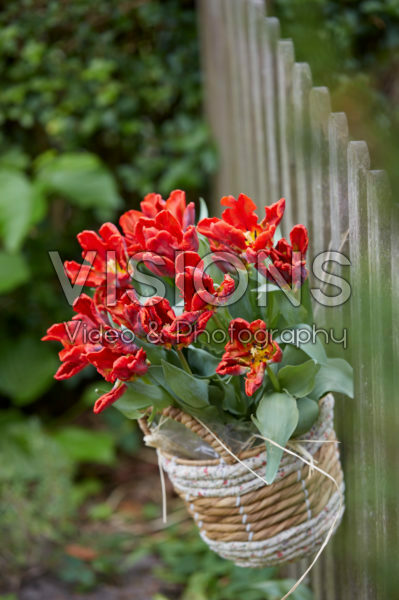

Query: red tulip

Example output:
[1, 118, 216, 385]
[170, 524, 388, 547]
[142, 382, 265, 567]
[64, 223, 131, 292]
[139, 296, 212, 348]
[42, 293, 148, 412]
[175, 251, 235, 312]
[198, 194, 285, 260]
[216, 318, 282, 396]
[119, 190, 198, 277]
[258, 224, 309, 287]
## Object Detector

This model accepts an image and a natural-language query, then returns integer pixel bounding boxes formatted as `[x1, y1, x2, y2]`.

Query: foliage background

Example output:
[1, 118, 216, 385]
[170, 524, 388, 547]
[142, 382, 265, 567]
[0, 0, 215, 418]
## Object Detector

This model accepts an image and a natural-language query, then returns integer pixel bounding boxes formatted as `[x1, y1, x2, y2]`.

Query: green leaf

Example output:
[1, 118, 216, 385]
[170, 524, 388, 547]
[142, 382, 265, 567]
[181, 571, 212, 600]
[310, 357, 354, 400]
[221, 381, 248, 417]
[278, 292, 309, 326]
[35, 152, 122, 211]
[293, 397, 320, 437]
[0, 148, 29, 171]
[278, 359, 320, 398]
[161, 360, 209, 409]
[253, 391, 299, 484]
[114, 378, 172, 419]
[0, 168, 33, 251]
[253, 282, 284, 295]
[0, 251, 30, 293]
[30, 179, 48, 224]
[0, 337, 58, 404]
[253, 578, 313, 599]
[53, 426, 115, 465]
[187, 347, 220, 377]
[198, 196, 209, 221]
[280, 344, 309, 367]
[280, 323, 328, 365]
[128, 333, 167, 365]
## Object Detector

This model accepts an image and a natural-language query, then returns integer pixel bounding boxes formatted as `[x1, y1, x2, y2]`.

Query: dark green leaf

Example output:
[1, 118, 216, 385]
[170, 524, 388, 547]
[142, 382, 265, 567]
[53, 427, 115, 465]
[35, 152, 122, 211]
[0, 251, 30, 293]
[293, 397, 320, 437]
[161, 360, 209, 408]
[253, 578, 313, 599]
[220, 381, 248, 417]
[280, 344, 309, 367]
[278, 292, 309, 326]
[0, 337, 58, 404]
[278, 359, 320, 398]
[187, 347, 220, 377]
[0, 168, 33, 251]
[253, 391, 299, 484]
[280, 323, 328, 365]
[114, 378, 173, 419]
[310, 358, 354, 400]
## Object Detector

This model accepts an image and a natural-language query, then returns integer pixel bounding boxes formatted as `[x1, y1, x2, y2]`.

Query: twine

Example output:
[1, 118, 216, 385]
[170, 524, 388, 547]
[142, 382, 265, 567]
[158, 450, 168, 524]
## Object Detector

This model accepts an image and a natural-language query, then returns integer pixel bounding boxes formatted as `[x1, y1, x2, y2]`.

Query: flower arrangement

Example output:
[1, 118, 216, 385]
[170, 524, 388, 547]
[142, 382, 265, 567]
[43, 190, 352, 485]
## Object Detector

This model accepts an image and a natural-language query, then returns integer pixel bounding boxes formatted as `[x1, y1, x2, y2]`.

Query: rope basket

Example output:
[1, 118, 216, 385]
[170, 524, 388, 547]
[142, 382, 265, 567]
[139, 394, 344, 567]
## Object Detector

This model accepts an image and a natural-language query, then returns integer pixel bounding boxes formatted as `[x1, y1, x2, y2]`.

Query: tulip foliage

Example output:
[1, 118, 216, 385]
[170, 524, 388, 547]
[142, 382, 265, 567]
[43, 190, 353, 483]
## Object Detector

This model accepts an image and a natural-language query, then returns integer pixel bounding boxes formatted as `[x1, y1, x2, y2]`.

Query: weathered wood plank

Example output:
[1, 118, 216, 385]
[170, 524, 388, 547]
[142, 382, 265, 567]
[222, 0, 246, 198]
[391, 201, 399, 598]
[246, 0, 268, 206]
[199, 0, 234, 203]
[233, 0, 257, 197]
[309, 87, 331, 266]
[328, 113, 349, 250]
[277, 39, 296, 234]
[262, 17, 281, 208]
[326, 110, 350, 599]
[293, 63, 312, 226]
[347, 140, 374, 598]
[323, 112, 350, 351]
[367, 170, 392, 600]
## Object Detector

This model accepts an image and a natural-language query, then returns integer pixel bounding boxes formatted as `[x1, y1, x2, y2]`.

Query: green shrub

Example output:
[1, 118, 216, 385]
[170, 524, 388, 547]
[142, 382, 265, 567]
[0, 0, 214, 200]
[0, 0, 215, 410]
[0, 416, 74, 586]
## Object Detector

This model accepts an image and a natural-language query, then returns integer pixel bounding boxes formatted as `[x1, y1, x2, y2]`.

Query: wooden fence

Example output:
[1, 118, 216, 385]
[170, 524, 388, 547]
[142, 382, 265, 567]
[198, 1, 398, 598]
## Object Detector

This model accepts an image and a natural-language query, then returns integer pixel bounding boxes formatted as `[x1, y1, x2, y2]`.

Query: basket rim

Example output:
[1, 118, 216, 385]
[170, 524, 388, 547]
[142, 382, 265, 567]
[139, 393, 334, 467]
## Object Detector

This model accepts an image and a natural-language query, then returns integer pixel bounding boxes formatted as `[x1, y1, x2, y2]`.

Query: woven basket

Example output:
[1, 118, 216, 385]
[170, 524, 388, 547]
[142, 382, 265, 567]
[139, 393, 344, 567]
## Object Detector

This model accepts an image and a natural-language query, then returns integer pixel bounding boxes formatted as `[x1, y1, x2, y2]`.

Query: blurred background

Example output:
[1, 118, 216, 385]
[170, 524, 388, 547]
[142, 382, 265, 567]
[0, 0, 398, 598]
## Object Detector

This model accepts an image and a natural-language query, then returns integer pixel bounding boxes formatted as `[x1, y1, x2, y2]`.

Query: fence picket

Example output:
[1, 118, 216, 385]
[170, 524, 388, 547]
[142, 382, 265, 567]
[328, 113, 349, 250]
[246, 0, 268, 205]
[309, 87, 331, 267]
[325, 112, 350, 346]
[367, 170, 392, 600]
[293, 63, 312, 226]
[222, 0, 245, 198]
[262, 17, 280, 207]
[326, 110, 349, 598]
[347, 141, 374, 598]
[308, 88, 332, 597]
[277, 39, 296, 234]
[234, 0, 257, 197]
[391, 203, 399, 590]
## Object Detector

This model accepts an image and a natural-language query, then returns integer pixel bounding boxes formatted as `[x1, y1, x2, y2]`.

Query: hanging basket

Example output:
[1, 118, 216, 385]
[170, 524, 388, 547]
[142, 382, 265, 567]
[139, 394, 344, 567]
